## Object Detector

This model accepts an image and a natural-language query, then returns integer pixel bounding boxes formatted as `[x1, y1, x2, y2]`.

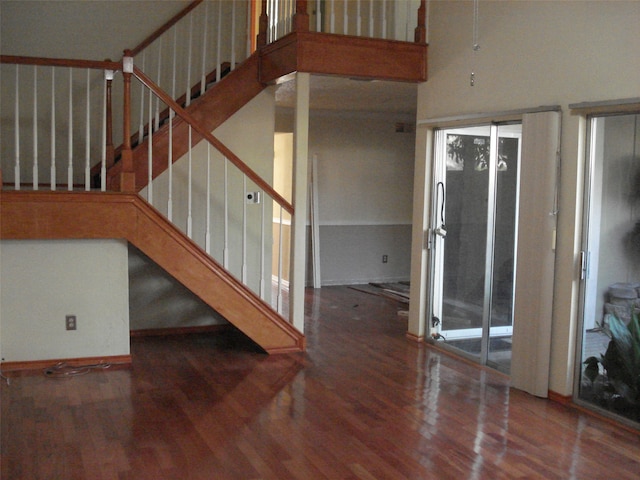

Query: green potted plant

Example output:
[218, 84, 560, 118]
[583, 313, 640, 421]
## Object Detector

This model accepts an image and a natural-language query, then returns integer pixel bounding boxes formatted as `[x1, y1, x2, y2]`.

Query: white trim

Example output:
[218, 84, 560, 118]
[319, 276, 410, 287]
[569, 97, 640, 113]
[418, 105, 561, 128]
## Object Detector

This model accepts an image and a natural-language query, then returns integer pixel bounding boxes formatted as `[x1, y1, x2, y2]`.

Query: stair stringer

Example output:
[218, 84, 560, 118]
[108, 53, 267, 192]
[0, 191, 305, 354]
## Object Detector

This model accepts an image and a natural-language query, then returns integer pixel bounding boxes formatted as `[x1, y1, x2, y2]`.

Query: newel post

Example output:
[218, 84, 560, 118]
[257, 0, 269, 48]
[415, 0, 427, 44]
[293, 0, 309, 33]
[119, 51, 136, 192]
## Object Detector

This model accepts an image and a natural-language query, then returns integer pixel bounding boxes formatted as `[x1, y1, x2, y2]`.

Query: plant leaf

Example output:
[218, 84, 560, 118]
[608, 315, 634, 373]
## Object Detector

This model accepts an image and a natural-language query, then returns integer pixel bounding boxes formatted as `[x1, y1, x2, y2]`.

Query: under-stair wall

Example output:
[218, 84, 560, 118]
[0, 238, 131, 365]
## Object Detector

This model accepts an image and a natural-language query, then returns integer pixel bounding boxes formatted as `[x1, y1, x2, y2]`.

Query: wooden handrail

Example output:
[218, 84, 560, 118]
[128, 0, 203, 57]
[132, 65, 294, 215]
[0, 55, 120, 71]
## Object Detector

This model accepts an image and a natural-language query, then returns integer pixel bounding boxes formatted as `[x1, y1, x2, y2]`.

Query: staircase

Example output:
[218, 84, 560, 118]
[0, 0, 428, 359]
[0, 191, 304, 353]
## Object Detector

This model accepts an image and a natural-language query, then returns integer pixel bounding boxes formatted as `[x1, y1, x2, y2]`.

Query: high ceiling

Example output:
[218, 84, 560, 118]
[275, 75, 418, 116]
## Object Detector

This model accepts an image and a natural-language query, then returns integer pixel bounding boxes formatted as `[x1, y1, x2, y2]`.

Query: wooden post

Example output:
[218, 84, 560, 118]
[293, 0, 309, 33]
[256, 0, 268, 48]
[415, 0, 427, 44]
[120, 51, 136, 192]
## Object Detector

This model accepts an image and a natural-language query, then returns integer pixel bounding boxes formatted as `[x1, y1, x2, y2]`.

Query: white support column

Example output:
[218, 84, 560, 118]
[289, 72, 310, 332]
[407, 127, 433, 342]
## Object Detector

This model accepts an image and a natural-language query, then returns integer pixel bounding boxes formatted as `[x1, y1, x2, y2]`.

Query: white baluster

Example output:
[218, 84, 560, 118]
[68, 67, 73, 191]
[33, 65, 38, 190]
[278, 0, 283, 39]
[155, 38, 162, 129]
[187, 126, 193, 238]
[316, 0, 322, 31]
[282, 0, 287, 35]
[200, 1, 208, 95]
[369, 0, 374, 37]
[84, 69, 90, 190]
[14, 65, 20, 190]
[242, 175, 247, 283]
[100, 71, 107, 192]
[138, 51, 146, 143]
[277, 206, 284, 314]
[51, 67, 56, 190]
[382, 0, 387, 39]
[216, 1, 222, 82]
[223, 157, 229, 268]
[259, 195, 265, 299]
[357, 0, 362, 36]
[167, 108, 173, 221]
[231, 0, 237, 70]
[205, 143, 211, 254]
[343, 0, 348, 35]
[426, 0, 431, 44]
[246, 1, 251, 58]
[185, 13, 193, 107]
[147, 86, 153, 203]
[330, 0, 335, 33]
[269, 0, 276, 42]
[172, 27, 177, 102]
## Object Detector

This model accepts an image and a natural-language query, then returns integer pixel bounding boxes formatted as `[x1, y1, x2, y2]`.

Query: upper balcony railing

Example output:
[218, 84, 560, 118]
[260, 0, 426, 45]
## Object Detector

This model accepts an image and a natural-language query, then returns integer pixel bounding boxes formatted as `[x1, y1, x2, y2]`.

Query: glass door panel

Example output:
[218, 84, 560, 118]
[488, 131, 521, 370]
[578, 113, 640, 427]
[431, 124, 521, 373]
[440, 126, 491, 344]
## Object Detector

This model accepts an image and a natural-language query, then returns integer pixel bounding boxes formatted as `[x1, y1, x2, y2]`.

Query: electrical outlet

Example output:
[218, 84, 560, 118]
[66, 315, 77, 331]
[382, 255, 388, 263]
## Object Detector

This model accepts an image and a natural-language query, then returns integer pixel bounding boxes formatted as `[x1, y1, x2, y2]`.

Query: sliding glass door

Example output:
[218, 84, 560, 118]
[577, 113, 640, 427]
[430, 124, 521, 373]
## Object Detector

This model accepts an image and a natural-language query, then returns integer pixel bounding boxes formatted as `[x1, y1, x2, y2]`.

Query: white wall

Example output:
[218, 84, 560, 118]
[312, 110, 415, 284]
[141, 89, 276, 297]
[0, 1, 185, 61]
[278, 107, 415, 285]
[312, 110, 414, 226]
[128, 246, 227, 331]
[415, 0, 640, 395]
[0, 239, 130, 363]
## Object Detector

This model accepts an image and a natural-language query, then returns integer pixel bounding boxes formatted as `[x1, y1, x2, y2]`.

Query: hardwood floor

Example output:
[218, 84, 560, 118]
[2, 286, 639, 479]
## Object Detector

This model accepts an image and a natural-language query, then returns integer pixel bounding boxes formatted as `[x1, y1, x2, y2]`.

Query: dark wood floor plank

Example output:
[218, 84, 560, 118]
[2, 286, 640, 479]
